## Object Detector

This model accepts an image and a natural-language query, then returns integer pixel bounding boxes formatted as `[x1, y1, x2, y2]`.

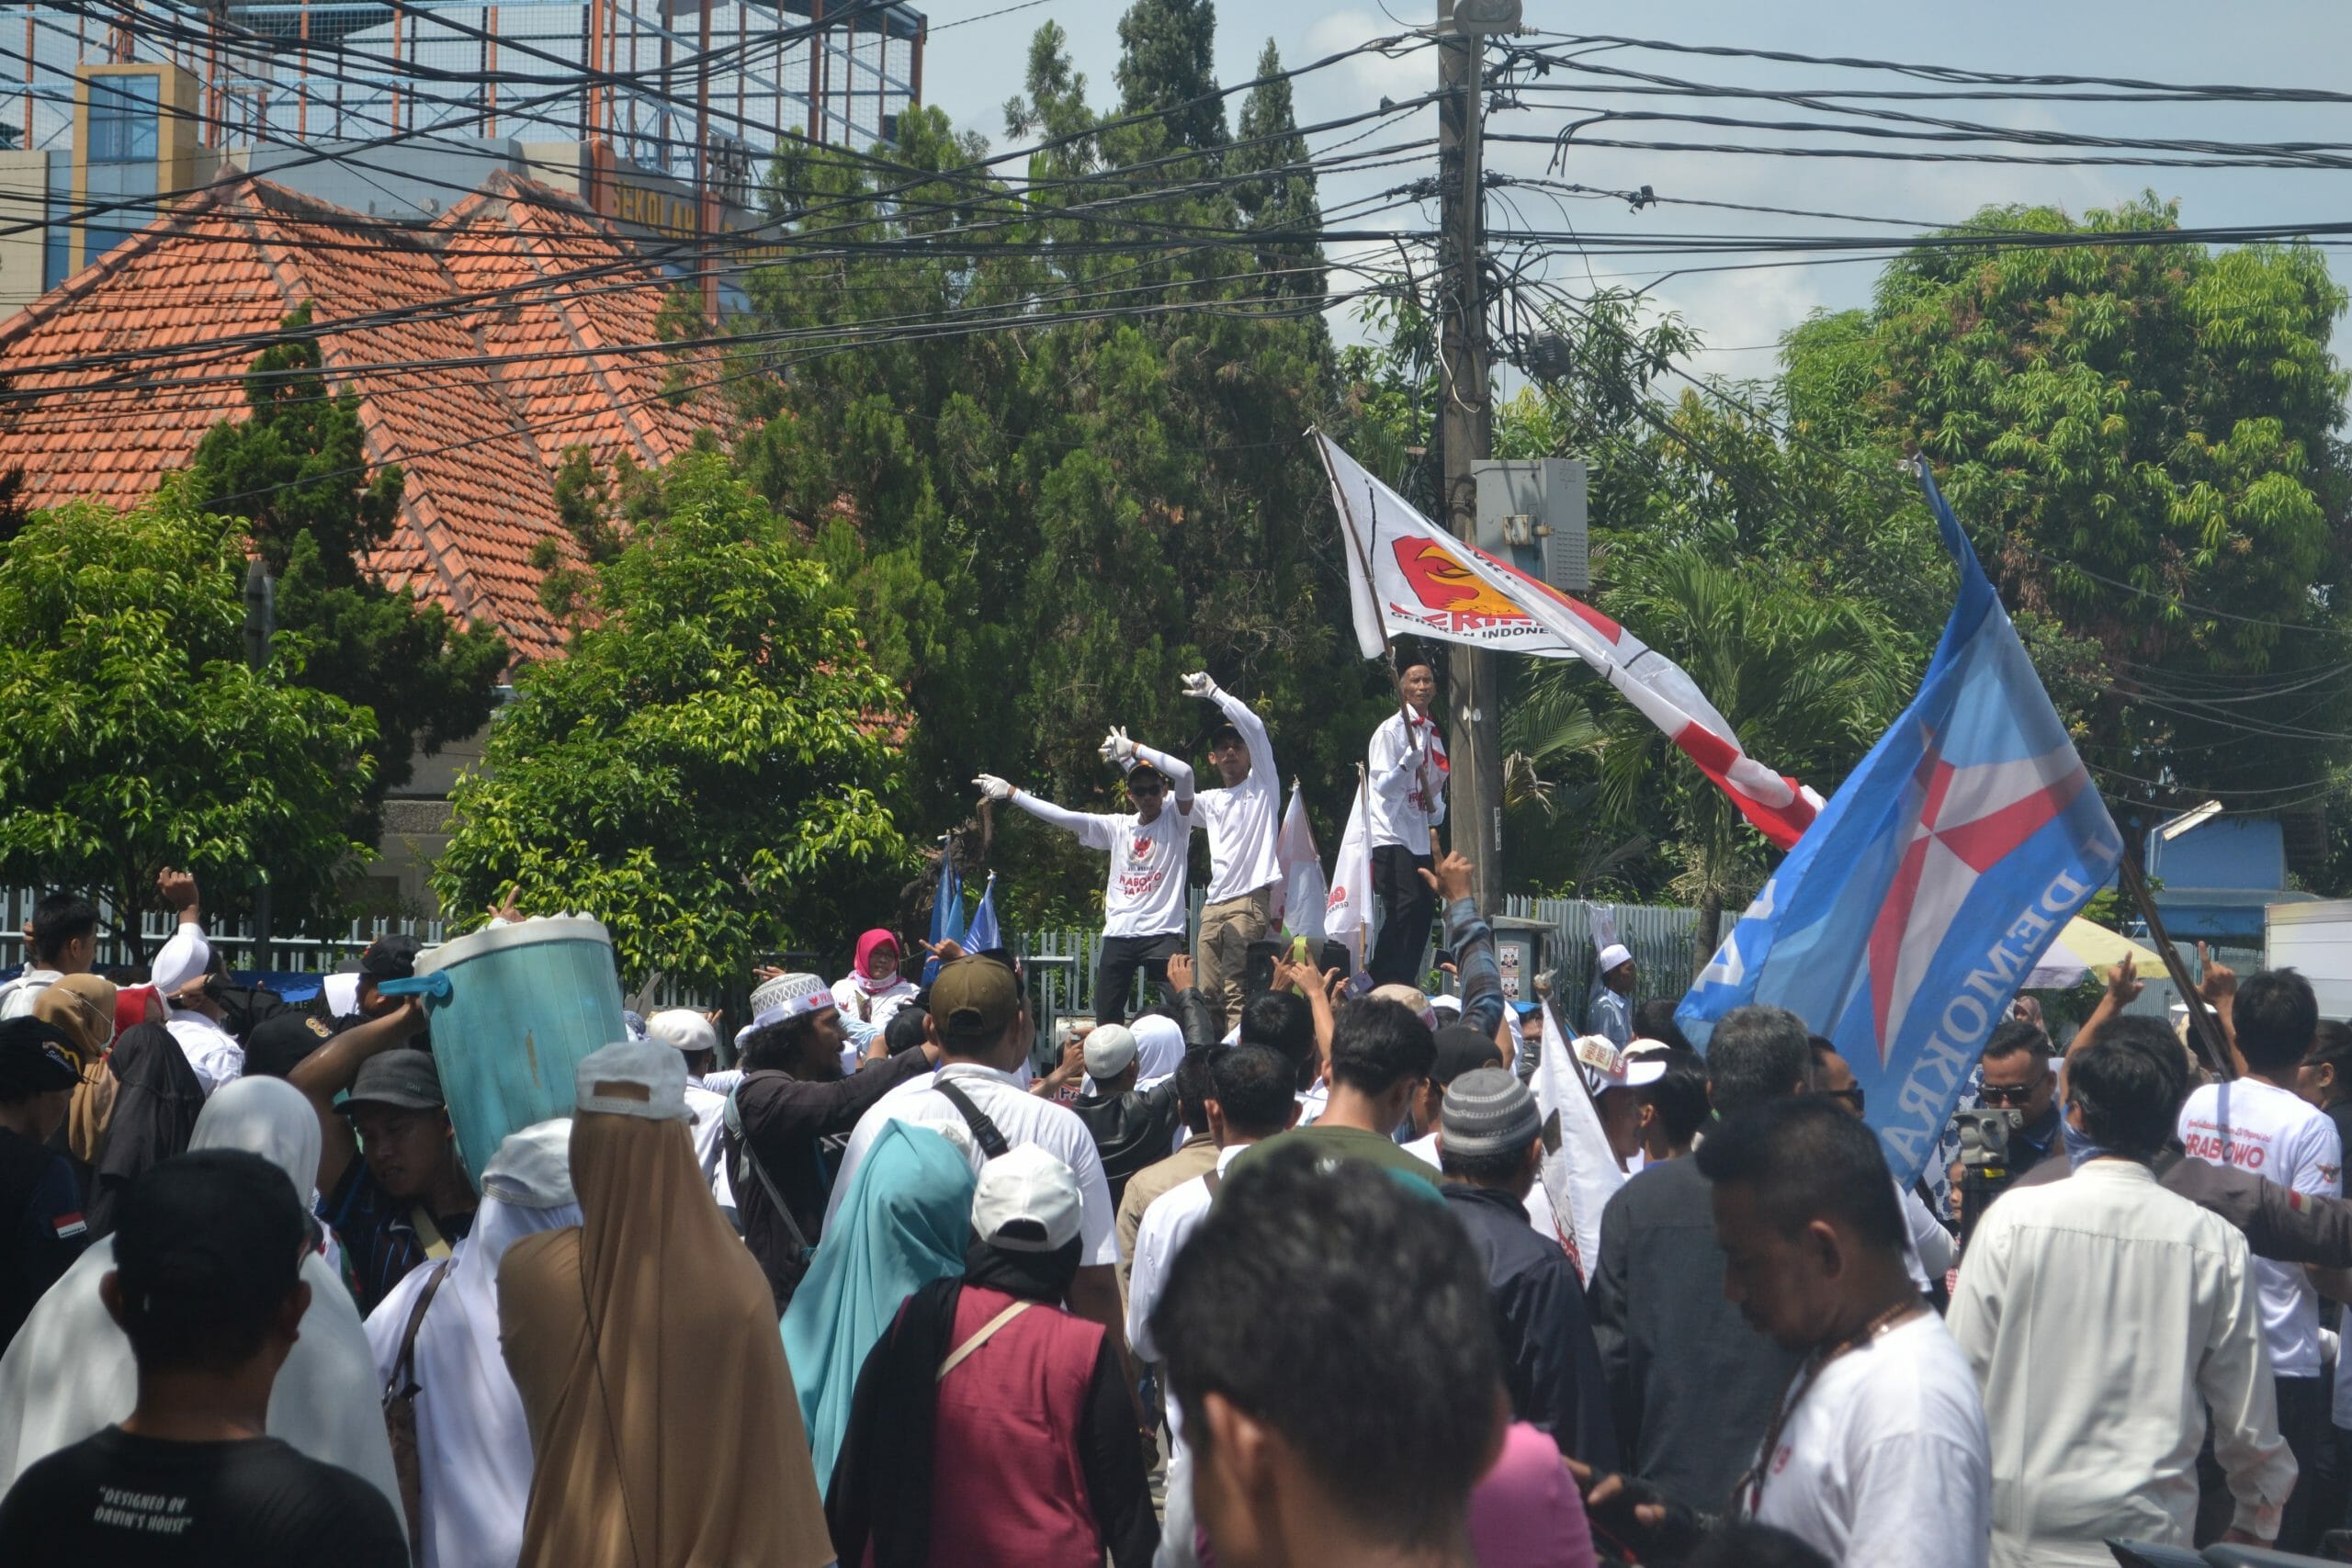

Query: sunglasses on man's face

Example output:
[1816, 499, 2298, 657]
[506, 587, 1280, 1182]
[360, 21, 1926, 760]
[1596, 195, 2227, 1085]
[1130, 782, 1165, 797]
[1977, 1072, 2048, 1108]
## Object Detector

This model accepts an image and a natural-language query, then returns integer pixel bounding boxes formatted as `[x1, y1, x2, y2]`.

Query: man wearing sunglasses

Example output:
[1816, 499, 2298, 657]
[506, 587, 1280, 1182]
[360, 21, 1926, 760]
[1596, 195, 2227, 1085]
[1976, 1021, 2064, 1179]
[977, 735, 1198, 1026]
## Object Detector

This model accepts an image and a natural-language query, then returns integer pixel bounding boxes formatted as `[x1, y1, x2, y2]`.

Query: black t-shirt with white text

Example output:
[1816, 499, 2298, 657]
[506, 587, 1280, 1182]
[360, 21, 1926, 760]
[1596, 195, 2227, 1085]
[0, 1427, 405, 1568]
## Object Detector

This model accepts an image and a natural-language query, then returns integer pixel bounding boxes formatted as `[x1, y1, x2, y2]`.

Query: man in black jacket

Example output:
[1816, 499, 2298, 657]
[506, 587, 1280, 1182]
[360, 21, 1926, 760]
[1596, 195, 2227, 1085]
[1068, 1020, 1183, 1208]
[1586, 1002, 1812, 1510]
[1436, 1066, 1617, 1470]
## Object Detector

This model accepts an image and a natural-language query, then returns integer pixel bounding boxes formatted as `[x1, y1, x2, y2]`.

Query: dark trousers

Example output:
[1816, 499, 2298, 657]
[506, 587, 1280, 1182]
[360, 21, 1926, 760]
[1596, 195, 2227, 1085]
[1096, 931, 1182, 1025]
[1369, 844, 1434, 986]
[2198, 1374, 2330, 1549]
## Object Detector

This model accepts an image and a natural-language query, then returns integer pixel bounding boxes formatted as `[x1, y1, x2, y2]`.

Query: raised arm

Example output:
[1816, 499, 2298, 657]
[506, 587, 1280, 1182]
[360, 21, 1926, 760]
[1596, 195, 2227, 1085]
[976, 773, 1114, 849]
[293, 998, 425, 1197]
[1184, 672, 1278, 786]
[1101, 728, 1196, 808]
[1427, 852, 1502, 1041]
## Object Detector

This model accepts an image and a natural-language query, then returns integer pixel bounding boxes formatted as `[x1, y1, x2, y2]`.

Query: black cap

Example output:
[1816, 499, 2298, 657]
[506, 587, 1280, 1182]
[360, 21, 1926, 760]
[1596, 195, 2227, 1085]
[358, 935, 423, 982]
[243, 1009, 341, 1081]
[0, 1017, 84, 1095]
[1431, 1023, 1504, 1088]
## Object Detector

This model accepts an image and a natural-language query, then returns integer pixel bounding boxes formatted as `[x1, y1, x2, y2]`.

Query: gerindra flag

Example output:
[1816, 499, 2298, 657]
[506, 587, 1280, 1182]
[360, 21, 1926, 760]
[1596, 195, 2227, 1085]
[1676, 463, 2123, 1186]
[1313, 430, 1821, 849]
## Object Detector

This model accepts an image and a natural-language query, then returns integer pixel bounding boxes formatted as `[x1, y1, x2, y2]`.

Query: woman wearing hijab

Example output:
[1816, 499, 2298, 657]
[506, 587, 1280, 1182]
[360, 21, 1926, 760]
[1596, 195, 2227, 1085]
[0, 1075, 403, 1529]
[365, 1119, 579, 1568]
[781, 1119, 977, 1491]
[831, 930, 919, 1032]
[826, 1145, 1159, 1568]
[497, 1041, 833, 1568]
[31, 976, 116, 1175]
[1130, 1012, 1187, 1086]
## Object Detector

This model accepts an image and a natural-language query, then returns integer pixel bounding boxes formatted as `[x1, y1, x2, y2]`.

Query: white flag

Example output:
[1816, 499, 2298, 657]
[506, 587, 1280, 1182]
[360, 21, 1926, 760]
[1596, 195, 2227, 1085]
[1532, 1000, 1626, 1282]
[1272, 782, 1328, 941]
[1323, 779, 1374, 968]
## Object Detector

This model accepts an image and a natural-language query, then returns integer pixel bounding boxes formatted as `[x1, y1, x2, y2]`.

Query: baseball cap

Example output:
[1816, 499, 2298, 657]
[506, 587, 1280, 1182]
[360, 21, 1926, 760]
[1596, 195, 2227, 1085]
[242, 1009, 340, 1081]
[1575, 1033, 1666, 1092]
[645, 1009, 719, 1056]
[0, 1017, 83, 1094]
[341, 1049, 445, 1113]
[357, 935, 423, 982]
[931, 955, 1021, 1039]
[575, 1040, 689, 1122]
[1441, 1067, 1543, 1160]
[970, 1145, 1083, 1253]
[481, 1118, 574, 1208]
[1082, 1022, 1139, 1079]
[1431, 1023, 1504, 1088]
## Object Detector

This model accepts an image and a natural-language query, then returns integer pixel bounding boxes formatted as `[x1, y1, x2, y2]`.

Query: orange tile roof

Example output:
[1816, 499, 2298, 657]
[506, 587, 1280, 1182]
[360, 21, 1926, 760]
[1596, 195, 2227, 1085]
[0, 168, 743, 662]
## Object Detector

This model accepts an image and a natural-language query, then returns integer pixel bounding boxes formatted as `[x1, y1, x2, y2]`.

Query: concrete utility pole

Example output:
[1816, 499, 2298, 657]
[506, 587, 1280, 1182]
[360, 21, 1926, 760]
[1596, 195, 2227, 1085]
[1436, 0, 1500, 908]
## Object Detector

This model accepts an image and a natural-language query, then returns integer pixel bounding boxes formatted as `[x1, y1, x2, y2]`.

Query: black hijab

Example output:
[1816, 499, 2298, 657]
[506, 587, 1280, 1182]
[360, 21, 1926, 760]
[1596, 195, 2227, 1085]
[85, 1023, 206, 1238]
[824, 1232, 1084, 1568]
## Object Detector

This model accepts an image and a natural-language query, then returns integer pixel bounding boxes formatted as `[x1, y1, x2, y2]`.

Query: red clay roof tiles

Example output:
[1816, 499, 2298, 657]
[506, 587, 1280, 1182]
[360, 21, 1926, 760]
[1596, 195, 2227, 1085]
[0, 168, 741, 664]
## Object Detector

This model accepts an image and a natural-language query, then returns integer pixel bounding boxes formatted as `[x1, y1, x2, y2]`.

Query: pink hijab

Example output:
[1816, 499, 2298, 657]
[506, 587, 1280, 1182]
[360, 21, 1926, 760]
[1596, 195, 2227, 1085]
[853, 930, 903, 995]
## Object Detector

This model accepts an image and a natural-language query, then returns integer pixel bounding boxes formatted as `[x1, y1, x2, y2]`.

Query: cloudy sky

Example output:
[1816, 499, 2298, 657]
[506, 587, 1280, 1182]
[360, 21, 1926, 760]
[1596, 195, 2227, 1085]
[912, 0, 2352, 380]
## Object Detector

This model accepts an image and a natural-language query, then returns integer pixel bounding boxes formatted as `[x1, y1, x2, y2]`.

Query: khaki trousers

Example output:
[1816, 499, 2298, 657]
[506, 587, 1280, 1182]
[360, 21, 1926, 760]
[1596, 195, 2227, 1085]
[1196, 885, 1275, 1034]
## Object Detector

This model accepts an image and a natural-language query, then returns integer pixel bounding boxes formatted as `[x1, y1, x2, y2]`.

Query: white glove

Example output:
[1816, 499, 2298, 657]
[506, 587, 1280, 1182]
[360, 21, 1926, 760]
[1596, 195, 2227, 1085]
[1181, 671, 1220, 699]
[973, 773, 1014, 802]
[1099, 727, 1138, 764]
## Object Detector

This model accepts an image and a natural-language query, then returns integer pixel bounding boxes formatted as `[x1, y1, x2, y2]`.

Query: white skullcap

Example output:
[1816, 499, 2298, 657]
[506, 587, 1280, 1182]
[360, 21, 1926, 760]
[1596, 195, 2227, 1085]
[481, 1118, 575, 1207]
[1081, 1023, 1138, 1080]
[1596, 943, 1634, 974]
[749, 972, 833, 1032]
[574, 1040, 689, 1122]
[970, 1145, 1083, 1253]
[151, 922, 210, 995]
[645, 1008, 719, 1056]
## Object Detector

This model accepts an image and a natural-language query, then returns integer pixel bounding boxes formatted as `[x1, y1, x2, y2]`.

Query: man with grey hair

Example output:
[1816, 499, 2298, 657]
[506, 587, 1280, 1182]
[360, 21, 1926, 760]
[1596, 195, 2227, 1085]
[1587, 1003, 1813, 1508]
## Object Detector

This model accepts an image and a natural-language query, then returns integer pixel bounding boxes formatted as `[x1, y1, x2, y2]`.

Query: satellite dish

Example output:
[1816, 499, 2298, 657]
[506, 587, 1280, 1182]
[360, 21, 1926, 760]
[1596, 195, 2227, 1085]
[1453, 0, 1524, 34]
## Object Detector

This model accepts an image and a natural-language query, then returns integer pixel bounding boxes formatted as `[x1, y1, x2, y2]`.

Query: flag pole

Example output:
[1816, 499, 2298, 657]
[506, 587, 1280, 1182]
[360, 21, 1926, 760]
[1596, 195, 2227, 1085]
[2118, 840, 2233, 1080]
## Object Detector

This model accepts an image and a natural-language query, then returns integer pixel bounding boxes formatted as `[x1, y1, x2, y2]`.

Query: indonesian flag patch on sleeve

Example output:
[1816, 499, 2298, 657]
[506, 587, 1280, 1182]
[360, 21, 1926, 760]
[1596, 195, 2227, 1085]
[52, 1213, 86, 1240]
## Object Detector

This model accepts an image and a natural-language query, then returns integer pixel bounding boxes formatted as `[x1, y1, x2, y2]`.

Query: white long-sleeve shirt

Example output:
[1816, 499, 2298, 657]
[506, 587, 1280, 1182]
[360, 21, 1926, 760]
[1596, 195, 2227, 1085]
[1365, 707, 1447, 853]
[1010, 762, 1198, 937]
[1190, 690, 1282, 904]
[1949, 1158, 2295, 1567]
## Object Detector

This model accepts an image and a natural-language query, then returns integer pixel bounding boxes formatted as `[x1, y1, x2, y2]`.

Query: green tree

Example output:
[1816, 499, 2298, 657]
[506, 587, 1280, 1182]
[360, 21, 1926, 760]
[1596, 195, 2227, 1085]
[1230, 39, 1325, 303]
[182, 306, 509, 917]
[1113, 0, 1227, 155]
[1836, 196, 2352, 802]
[0, 490, 377, 953]
[432, 455, 912, 992]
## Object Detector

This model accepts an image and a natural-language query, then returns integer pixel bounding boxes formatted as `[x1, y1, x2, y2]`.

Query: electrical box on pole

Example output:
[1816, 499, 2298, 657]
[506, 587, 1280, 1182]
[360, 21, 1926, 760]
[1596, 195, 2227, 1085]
[1472, 457, 1588, 594]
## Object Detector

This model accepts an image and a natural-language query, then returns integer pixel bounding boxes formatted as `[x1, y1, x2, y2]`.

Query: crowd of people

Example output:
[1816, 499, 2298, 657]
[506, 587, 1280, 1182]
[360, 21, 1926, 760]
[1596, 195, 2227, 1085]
[6, 660, 2352, 1568]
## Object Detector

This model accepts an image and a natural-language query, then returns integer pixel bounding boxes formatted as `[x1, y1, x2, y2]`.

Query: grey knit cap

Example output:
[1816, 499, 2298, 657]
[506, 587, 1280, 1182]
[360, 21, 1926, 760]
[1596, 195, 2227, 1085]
[1441, 1066, 1542, 1160]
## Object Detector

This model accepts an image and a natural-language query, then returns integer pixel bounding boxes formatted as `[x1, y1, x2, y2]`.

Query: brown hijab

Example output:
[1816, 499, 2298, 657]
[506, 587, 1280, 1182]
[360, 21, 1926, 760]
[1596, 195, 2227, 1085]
[34, 976, 118, 1163]
[497, 1043, 832, 1568]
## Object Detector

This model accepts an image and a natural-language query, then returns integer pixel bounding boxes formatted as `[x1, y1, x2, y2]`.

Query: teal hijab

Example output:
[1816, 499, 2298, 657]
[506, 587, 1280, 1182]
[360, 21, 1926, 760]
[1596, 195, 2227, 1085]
[782, 1118, 977, 1488]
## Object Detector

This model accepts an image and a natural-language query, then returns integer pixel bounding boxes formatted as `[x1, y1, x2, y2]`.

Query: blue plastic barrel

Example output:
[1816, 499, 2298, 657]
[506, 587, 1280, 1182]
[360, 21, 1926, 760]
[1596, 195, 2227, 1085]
[402, 916, 627, 1186]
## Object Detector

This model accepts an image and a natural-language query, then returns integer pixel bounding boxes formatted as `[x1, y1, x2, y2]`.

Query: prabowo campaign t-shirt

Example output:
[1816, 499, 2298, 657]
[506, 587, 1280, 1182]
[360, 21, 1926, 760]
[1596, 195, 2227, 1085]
[2178, 1077, 2343, 1377]
[1747, 1312, 1991, 1568]
[1072, 807, 1194, 938]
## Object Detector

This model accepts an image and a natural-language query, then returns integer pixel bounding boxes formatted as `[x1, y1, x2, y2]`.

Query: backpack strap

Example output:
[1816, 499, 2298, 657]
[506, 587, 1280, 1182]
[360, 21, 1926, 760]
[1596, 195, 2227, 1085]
[389, 1259, 452, 1400]
[933, 1077, 1012, 1160]
[726, 1082, 814, 1256]
[936, 1301, 1033, 1382]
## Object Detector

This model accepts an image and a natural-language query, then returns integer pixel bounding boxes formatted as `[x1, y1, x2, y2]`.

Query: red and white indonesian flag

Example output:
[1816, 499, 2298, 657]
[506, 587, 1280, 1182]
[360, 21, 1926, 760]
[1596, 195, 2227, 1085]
[1530, 998, 1624, 1281]
[1324, 780, 1374, 965]
[1272, 781, 1329, 942]
[1314, 430, 1823, 850]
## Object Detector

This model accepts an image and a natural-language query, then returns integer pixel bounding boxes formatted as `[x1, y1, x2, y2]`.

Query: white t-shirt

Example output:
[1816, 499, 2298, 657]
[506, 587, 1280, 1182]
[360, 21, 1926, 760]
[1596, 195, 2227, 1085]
[824, 1061, 1119, 1268]
[164, 1011, 244, 1096]
[0, 969, 62, 1021]
[1012, 795, 1196, 938]
[1365, 707, 1448, 854]
[1747, 1312, 1991, 1568]
[1193, 691, 1283, 904]
[2178, 1077, 2343, 1377]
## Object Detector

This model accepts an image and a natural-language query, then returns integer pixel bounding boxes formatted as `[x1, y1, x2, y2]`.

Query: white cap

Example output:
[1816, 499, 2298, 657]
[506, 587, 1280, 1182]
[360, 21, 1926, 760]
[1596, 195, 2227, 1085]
[151, 923, 210, 995]
[1596, 943, 1634, 976]
[970, 1144, 1084, 1253]
[749, 972, 833, 1032]
[645, 1008, 719, 1056]
[1082, 1022, 1138, 1079]
[1430, 995, 1463, 1017]
[481, 1118, 575, 1207]
[1574, 1032, 1666, 1091]
[574, 1040, 690, 1122]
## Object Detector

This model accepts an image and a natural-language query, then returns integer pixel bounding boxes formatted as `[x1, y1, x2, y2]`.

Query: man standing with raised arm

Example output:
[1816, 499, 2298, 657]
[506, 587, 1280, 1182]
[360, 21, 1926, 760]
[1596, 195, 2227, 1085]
[1365, 654, 1447, 986]
[977, 729, 1197, 1025]
[1170, 672, 1280, 1033]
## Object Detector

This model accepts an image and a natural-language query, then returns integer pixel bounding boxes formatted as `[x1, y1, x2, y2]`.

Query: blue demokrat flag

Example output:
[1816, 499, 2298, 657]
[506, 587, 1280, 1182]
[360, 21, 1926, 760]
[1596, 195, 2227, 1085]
[963, 873, 1002, 955]
[922, 846, 964, 987]
[1676, 462, 2124, 1185]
